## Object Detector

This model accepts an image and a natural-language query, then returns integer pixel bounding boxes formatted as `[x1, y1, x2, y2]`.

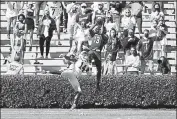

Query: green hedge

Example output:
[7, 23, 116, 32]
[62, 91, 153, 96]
[0, 74, 176, 108]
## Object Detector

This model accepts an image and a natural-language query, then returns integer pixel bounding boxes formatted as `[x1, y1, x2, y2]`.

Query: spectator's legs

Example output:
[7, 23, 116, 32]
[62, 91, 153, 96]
[68, 25, 75, 50]
[7, 17, 12, 40]
[63, 9, 67, 33]
[29, 29, 34, 51]
[141, 59, 146, 74]
[136, 16, 143, 34]
[56, 16, 62, 45]
[35, 2, 43, 26]
[39, 35, 45, 58]
[46, 36, 51, 58]
[12, 17, 17, 41]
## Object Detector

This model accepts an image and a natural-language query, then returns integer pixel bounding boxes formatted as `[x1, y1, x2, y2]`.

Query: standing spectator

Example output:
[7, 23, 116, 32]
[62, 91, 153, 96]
[76, 3, 89, 28]
[137, 29, 154, 74]
[108, 2, 126, 32]
[102, 28, 121, 75]
[6, 2, 24, 43]
[121, 8, 136, 37]
[129, 1, 144, 34]
[66, 2, 78, 51]
[149, 20, 166, 62]
[24, 2, 35, 51]
[46, 2, 63, 45]
[92, 2, 106, 25]
[105, 14, 115, 35]
[150, 3, 164, 23]
[13, 14, 26, 62]
[35, 2, 47, 27]
[124, 47, 140, 75]
[61, 2, 69, 33]
[37, 9, 56, 59]
[157, 18, 168, 57]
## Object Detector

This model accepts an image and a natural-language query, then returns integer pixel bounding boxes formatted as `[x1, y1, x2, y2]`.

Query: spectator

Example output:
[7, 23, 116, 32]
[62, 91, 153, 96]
[157, 56, 171, 74]
[157, 18, 168, 57]
[121, 8, 136, 37]
[137, 29, 154, 74]
[61, 2, 70, 33]
[24, 2, 35, 51]
[124, 29, 140, 56]
[151, 1, 164, 13]
[124, 47, 140, 75]
[105, 14, 115, 35]
[6, 2, 24, 44]
[76, 3, 89, 28]
[5, 55, 23, 75]
[66, 2, 78, 51]
[35, 2, 47, 27]
[13, 14, 26, 61]
[102, 28, 121, 75]
[129, 1, 144, 34]
[46, 2, 63, 45]
[108, 2, 126, 32]
[149, 20, 166, 61]
[92, 2, 106, 25]
[37, 9, 56, 59]
[150, 3, 164, 23]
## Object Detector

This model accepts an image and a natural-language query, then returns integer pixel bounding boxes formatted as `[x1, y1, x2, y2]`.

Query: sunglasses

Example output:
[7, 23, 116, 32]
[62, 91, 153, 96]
[126, 12, 130, 13]
[82, 6, 86, 8]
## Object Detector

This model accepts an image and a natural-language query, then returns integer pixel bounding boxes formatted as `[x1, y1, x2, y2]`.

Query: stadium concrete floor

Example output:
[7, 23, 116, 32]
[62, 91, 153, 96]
[1, 108, 176, 119]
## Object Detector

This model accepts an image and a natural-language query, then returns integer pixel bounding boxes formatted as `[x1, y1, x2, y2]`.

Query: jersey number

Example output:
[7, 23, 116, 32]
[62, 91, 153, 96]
[52, 8, 55, 15]
[94, 36, 100, 44]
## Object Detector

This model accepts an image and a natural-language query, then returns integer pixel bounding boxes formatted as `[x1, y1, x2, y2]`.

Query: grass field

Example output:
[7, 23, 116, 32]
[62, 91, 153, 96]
[1, 109, 176, 119]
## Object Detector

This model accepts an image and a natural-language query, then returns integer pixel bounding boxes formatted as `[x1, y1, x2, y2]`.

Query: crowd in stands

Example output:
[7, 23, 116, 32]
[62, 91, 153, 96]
[4, 1, 172, 75]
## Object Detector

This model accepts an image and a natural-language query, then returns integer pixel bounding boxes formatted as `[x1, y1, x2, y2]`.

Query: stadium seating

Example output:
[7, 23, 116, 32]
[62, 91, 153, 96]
[0, 1, 176, 75]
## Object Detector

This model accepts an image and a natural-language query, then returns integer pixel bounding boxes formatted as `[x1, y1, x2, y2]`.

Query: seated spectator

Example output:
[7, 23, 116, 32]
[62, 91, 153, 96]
[124, 47, 140, 75]
[121, 8, 136, 37]
[157, 56, 171, 74]
[128, 1, 144, 34]
[37, 9, 56, 59]
[137, 29, 154, 74]
[102, 28, 121, 75]
[24, 2, 35, 51]
[150, 3, 164, 23]
[5, 55, 23, 75]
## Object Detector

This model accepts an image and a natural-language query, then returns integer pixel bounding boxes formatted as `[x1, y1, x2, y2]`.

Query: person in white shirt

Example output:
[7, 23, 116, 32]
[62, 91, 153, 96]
[124, 47, 140, 75]
[5, 55, 23, 75]
[66, 2, 78, 50]
[45, 2, 63, 45]
[6, 2, 24, 44]
[121, 8, 136, 37]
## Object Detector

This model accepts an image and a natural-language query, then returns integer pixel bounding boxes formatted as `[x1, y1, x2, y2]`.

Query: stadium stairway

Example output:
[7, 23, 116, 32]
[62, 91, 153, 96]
[0, 1, 176, 75]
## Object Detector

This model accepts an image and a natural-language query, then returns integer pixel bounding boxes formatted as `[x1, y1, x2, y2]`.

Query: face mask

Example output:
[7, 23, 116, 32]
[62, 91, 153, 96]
[144, 33, 149, 38]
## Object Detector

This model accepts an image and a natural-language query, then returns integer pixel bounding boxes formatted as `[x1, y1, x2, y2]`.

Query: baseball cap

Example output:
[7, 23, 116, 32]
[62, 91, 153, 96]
[81, 3, 87, 7]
